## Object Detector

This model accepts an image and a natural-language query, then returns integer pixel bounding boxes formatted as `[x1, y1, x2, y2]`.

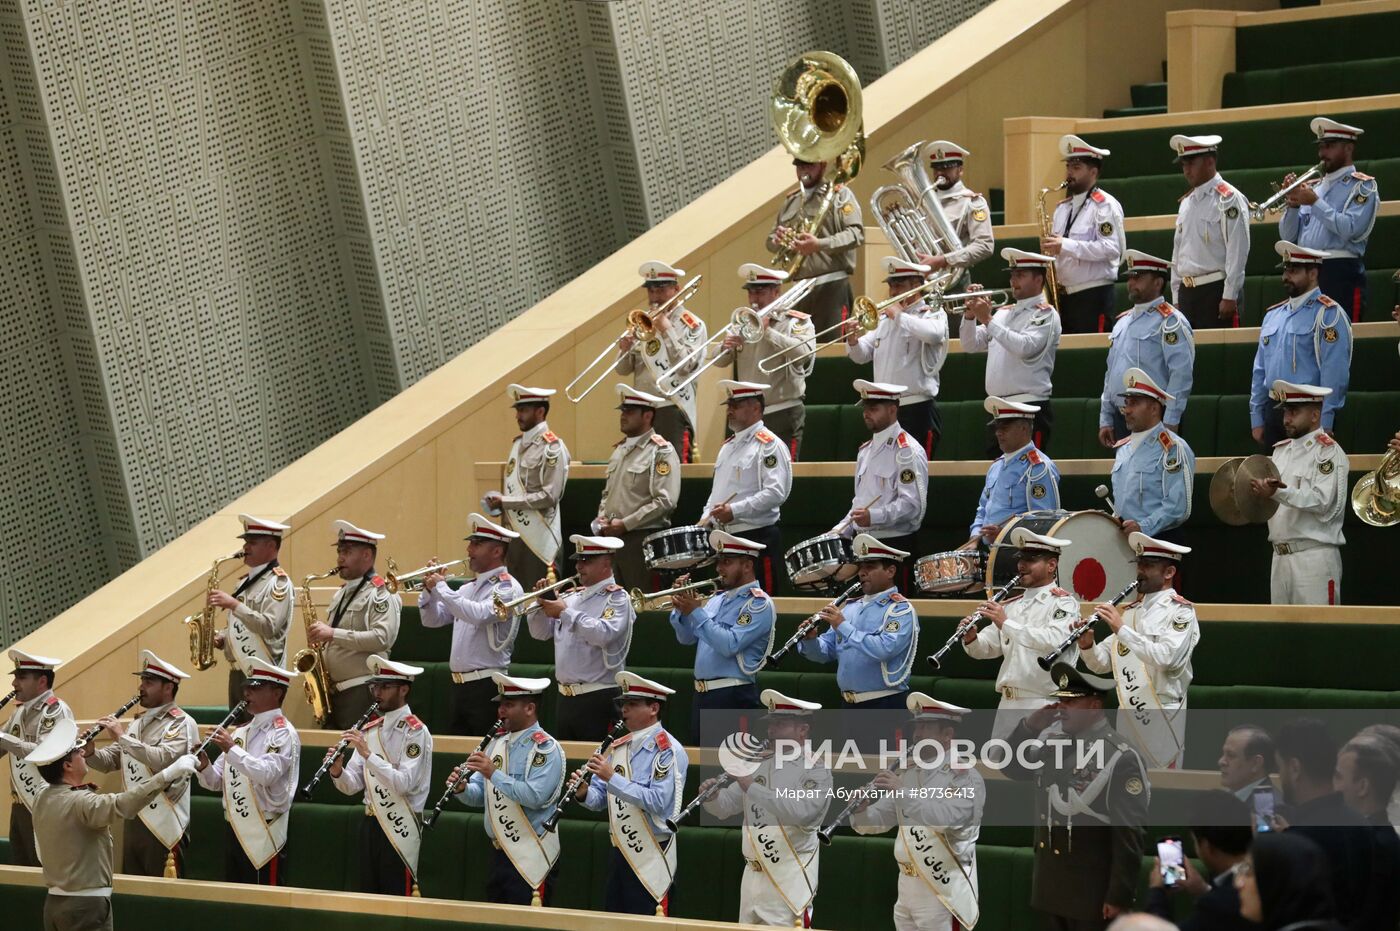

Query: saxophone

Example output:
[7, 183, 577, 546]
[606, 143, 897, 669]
[293, 568, 340, 727]
[1037, 180, 1068, 310]
[183, 551, 245, 671]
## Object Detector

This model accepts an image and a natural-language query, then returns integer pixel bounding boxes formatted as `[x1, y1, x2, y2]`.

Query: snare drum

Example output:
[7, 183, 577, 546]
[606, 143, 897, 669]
[914, 550, 984, 594]
[784, 533, 856, 592]
[986, 510, 1134, 601]
[642, 526, 716, 571]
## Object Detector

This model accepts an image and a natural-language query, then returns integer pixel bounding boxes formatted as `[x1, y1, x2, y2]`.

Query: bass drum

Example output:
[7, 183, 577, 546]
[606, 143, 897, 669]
[986, 510, 1134, 602]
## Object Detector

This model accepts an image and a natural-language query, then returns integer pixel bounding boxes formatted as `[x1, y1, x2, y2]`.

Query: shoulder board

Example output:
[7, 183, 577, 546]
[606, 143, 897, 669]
[532, 730, 549, 745]
[1090, 189, 1106, 204]
[649, 434, 670, 447]
[1265, 299, 1288, 313]
[167, 707, 185, 719]
[834, 183, 845, 192]
[679, 311, 701, 330]
[748, 586, 768, 599]
[613, 438, 625, 448]
[602, 583, 622, 592]
[721, 436, 734, 446]
[896, 432, 910, 449]
[405, 714, 423, 731]
[364, 718, 384, 730]
[1214, 181, 1233, 197]
[1050, 587, 1071, 597]
[1317, 433, 1335, 447]
[1157, 302, 1176, 317]
[1115, 309, 1130, 320]
[1352, 170, 1374, 181]
[655, 732, 671, 751]
[1273, 439, 1291, 448]
[371, 575, 386, 588]
[1157, 431, 1173, 451]
[1318, 295, 1338, 308]
[1113, 436, 1131, 448]
[786, 186, 801, 198]
[273, 716, 288, 729]
[890, 593, 907, 603]
[1034, 302, 1053, 312]
[1170, 593, 1194, 606]
[754, 429, 776, 444]
[75, 783, 97, 791]
[496, 572, 513, 584]
[1026, 449, 1042, 465]
[1002, 593, 1024, 604]
[44, 695, 59, 707]
[858, 439, 872, 450]
[785, 309, 811, 319]
[273, 567, 288, 578]
[542, 430, 560, 444]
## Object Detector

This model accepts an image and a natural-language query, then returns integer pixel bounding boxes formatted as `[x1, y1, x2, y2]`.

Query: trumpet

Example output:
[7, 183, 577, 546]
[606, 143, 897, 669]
[1036, 580, 1140, 670]
[629, 577, 719, 613]
[385, 557, 468, 594]
[928, 287, 1011, 312]
[758, 299, 880, 374]
[1037, 181, 1067, 310]
[492, 575, 579, 619]
[926, 577, 1020, 670]
[565, 276, 702, 403]
[1249, 161, 1325, 221]
[543, 719, 627, 832]
[76, 695, 142, 747]
[666, 739, 771, 831]
[300, 703, 380, 799]
[423, 718, 506, 830]
[765, 580, 863, 668]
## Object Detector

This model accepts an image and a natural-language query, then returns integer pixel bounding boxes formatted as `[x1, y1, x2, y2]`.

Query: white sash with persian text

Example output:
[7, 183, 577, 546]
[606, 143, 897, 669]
[606, 748, 676, 903]
[640, 330, 699, 432]
[1111, 612, 1185, 769]
[503, 439, 563, 565]
[744, 803, 817, 917]
[486, 736, 559, 888]
[225, 726, 288, 869]
[365, 725, 422, 877]
[122, 755, 188, 849]
[896, 823, 980, 928]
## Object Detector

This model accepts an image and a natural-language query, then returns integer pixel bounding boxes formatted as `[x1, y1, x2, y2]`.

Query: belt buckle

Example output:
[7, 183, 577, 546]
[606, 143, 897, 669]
[560, 684, 574, 697]
[1002, 687, 1014, 700]
[1183, 275, 1195, 288]
[842, 690, 856, 704]
[1276, 543, 1291, 555]
[695, 680, 707, 694]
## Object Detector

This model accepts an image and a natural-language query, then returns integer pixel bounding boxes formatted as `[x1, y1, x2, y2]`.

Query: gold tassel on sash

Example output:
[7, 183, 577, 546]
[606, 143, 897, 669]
[655, 904, 665, 917]
[411, 879, 421, 897]
[163, 849, 178, 878]
[530, 888, 542, 908]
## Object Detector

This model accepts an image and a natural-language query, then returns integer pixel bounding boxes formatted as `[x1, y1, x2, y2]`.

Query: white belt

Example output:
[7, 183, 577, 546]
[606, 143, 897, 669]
[452, 668, 505, 684]
[559, 682, 615, 697]
[1064, 279, 1114, 295]
[899, 393, 931, 406]
[1000, 686, 1053, 701]
[50, 887, 111, 898]
[841, 688, 899, 704]
[1180, 271, 1225, 287]
[695, 677, 748, 693]
[800, 270, 849, 287]
[1273, 540, 1331, 556]
[336, 675, 371, 693]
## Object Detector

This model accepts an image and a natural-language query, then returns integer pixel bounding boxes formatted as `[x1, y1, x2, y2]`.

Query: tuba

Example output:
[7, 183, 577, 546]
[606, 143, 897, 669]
[182, 551, 245, 671]
[292, 569, 340, 727]
[1352, 446, 1400, 527]
[871, 140, 966, 283]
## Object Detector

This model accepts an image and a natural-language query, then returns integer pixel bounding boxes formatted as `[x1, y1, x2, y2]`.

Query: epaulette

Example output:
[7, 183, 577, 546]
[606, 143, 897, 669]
[1318, 295, 1338, 308]
[1317, 433, 1336, 447]
[404, 714, 423, 731]
[371, 575, 386, 588]
[649, 433, 670, 447]
[859, 439, 871, 450]
[1170, 593, 1194, 606]
[273, 716, 288, 729]
[655, 732, 671, 751]
[896, 432, 910, 449]
[167, 707, 185, 719]
[1125, 599, 1143, 610]
[785, 309, 811, 320]
[542, 430, 561, 444]
[499, 572, 513, 583]
[1158, 431, 1174, 452]
[721, 435, 734, 446]
[1027, 449, 1043, 465]
[754, 429, 776, 444]
[1113, 436, 1131, 448]
[74, 783, 97, 791]
[1352, 170, 1374, 181]
[679, 311, 701, 330]
[748, 586, 767, 599]
[1265, 298, 1288, 313]
[890, 593, 907, 603]
[1274, 438, 1291, 448]
[44, 695, 59, 707]
[1115, 309, 1130, 320]
[532, 731, 550, 745]
[1157, 302, 1176, 317]
[1050, 587, 1071, 597]
[1215, 181, 1234, 197]
[1034, 302, 1054, 312]
[604, 583, 622, 592]
[1178, 191, 1191, 204]
[1090, 189, 1106, 204]
[273, 567, 287, 578]
[364, 717, 384, 730]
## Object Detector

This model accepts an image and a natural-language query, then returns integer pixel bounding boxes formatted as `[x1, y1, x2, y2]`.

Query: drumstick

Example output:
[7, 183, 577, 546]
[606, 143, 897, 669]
[698, 492, 739, 527]
[832, 496, 881, 535]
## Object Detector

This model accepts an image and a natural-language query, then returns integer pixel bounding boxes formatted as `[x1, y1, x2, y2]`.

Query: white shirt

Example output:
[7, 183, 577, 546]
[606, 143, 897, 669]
[331, 703, 434, 810]
[197, 707, 301, 817]
[701, 419, 792, 531]
[1268, 428, 1349, 547]
[846, 300, 948, 403]
[1081, 588, 1199, 705]
[1051, 187, 1126, 292]
[1171, 172, 1250, 300]
[959, 295, 1060, 400]
[962, 584, 1080, 696]
[838, 421, 928, 538]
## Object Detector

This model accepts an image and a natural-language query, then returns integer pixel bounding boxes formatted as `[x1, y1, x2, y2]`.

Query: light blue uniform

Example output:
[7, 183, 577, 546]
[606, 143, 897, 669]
[970, 442, 1061, 538]
[1110, 425, 1195, 537]
[1250, 290, 1353, 431]
[581, 723, 689, 835]
[455, 721, 565, 839]
[670, 585, 775, 682]
[419, 567, 523, 673]
[1100, 298, 1195, 428]
[797, 586, 919, 693]
[1279, 167, 1379, 258]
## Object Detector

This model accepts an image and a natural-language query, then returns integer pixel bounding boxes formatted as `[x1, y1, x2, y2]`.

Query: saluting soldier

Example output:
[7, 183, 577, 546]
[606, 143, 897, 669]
[1041, 135, 1127, 334]
[418, 513, 524, 736]
[968, 397, 1061, 548]
[591, 384, 681, 589]
[962, 528, 1081, 739]
[209, 514, 294, 719]
[710, 264, 816, 457]
[616, 261, 707, 460]
[83, 650, 199, 877]
[575, 671, 689, 917]
[798, 534, 920, 710]
[699, 380, 793, 590]
[195, 658, 301, 885]
[1109, 368, 1195, 543]
[482, 384, 570, 586]
[1079, 533, 1199, 769]
[846, 257, 949, 456]
[328, 655, 434, 896]
[27, 719, 198, 931]
[851, 695, 986, 931]
[767, 156, 864, 336]
[699, 689, 831, 927]
[527, 535, 634, 740]
[1005, 665, 1149, 931]
[449, 673, 565, 907]
[1, 650, 73, 867]
[1250, 243, 1353, 448]
[1169, 134, 1250, 330]
[915, 141, 995, 287]
[1247, 381, 1350, 605]
[962, 249, 1062, 454]
[305, 519, 402, 730]
[669, 531, 776, 743]
[1097, 251, 1194, 447]
[1279, 118, 1379, 319]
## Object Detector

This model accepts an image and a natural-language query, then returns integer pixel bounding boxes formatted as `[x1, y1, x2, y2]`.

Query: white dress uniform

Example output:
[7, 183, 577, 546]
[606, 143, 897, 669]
[1268, 425, 1349, 605]
[700, 418, 792, 533]
[330, 702, 434, 810]
[838, 418, 928, 540]
[959, 294, 1060, 402]
[1171, 169, 1250, 305]
[1051, 187, 1126, 294]
[846, 298, 948, 405]
[196, 707, 301, 821]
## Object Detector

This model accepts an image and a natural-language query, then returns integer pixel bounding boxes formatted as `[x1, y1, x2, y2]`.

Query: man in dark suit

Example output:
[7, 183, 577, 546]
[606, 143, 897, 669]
[1144, 791, 1256, 931]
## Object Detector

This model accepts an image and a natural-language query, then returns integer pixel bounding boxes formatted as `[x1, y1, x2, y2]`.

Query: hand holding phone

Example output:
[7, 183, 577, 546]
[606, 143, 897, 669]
[1158, 836, 1185, 887]
[1251, 786, 1276, 833]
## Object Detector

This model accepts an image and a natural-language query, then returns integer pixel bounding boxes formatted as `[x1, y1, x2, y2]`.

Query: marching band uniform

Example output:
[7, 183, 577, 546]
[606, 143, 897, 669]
[1100, 251, 1195, 439]
[851, 696, 985, 931]
[702, 690, 831, 927]
[1169, 134, 1250, 330]
[847, 258, 949, 455]
[526, 535, 634, 739]
[490, 384, 570, 585]
[322, 520, 402, 731]
[1251, 243, 1353, 446]
[971, 397, 1061, 540]
[616, 261, 707, 459]
[1, 650, 73, 867]
[454, 674, 566, 907]
[196, 659, 301, 885]
[418, 513, 524, 736]
[962, 529, 1081, 739]
[766, 177, 864, 336]
[581, 672, 690, 916]
[1110, 369, 1195, 539]
[85, 651, 199, 877]
[700, 381, 793, 589]
[1279, 118, 1378, 318]
[926, 142, 995, 280]
[1265, 381, 1350, 605]
[670, 531, 776, 741]
[592, 385, 681, 588]
[798, 535, 919, 709]
[330, 656, 433, 896]
[1005, 665, 1149, 931]
[1050, 136, 1126, 334]
[1081, 533, 1198, 769]
[220, 515, 294, 713]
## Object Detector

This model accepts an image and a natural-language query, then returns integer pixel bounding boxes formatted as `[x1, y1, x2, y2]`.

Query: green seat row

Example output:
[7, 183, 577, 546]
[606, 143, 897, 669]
[1235, 10, 1400, 74]
[1224, 56, 1400, 109]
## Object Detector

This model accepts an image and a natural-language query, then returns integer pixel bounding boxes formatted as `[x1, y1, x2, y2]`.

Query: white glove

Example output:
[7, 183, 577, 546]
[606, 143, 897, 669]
[159, 754, 200, 783]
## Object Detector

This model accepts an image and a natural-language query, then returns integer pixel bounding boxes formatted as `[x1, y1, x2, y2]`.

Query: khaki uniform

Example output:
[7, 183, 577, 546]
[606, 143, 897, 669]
[766, 183, 864, 334]
[501, 422, 570, 585]
[222, 562, 294, 712]
[616, 309, 708, 455]
[86, 702, 199, 875]
[322, 573, 401, 729]
[592, 429, 681, 589]
[937, 181, 996, 279]
[710, 309, 816, 455]
[1, 690, 74, 866]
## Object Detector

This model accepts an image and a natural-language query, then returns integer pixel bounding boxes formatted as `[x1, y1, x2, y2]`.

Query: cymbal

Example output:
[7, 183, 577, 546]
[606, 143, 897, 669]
[1209, 458, 1248, 526]
[1232, 454, 1282, 524]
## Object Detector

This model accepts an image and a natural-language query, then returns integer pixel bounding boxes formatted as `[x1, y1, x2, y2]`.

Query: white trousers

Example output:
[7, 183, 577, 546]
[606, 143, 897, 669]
[893, 872, 955, 931]
[738, 864, 812, 927]
[1270, 545, 1342, 606]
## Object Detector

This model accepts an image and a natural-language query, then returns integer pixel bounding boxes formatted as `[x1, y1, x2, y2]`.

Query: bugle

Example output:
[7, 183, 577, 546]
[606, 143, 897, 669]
[1249, 161, 1326, 221]
[423, 718, 505, 829]
[565, 276, 702, 403]
[300, 703, 381, 799]
[666, 739, 771, 832]
[765, 580, 863, 668]
[1036, 579, 1140, 670]
[629, 577, 719, 613]
[926, 577, 1020, 670]
[492, 575, 579, 619]
[193, 701, 250, 760]
[76, 695, 142, 747]
[385, 557, 468, 594]
[758, 299, 880, 374]
[542, 719, 628, 832]
[928, 287, 1011, 312]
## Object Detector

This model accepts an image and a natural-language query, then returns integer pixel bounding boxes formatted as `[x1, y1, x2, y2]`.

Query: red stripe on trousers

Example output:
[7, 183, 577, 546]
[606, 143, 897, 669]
[660, 893, 670, 916]
[681, 429, 692, 463]
[267, 853, 278, 886]
[789, 436, 798, 462]
[405, 868, 413, 896]
[923, 430, 933, 458]
[1328, 579, 1336, 606]
[1351, 285, 1362, 323]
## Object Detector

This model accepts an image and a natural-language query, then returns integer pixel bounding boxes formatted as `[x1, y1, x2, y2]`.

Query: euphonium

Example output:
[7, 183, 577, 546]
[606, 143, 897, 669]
[182, 551, 245, 672]
[1352, 446, 1400, 527]
[293, 568, 340, 727]
[1037, 181, 1068, 310]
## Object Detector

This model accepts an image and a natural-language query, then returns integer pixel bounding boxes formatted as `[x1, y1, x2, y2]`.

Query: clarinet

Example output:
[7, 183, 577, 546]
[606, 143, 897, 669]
[1036, 580, 1140, 671]
[542, 719, 627, 833]
[0, 690, 16, 713]
[765, 581, 864, 668]
[665, 739, 771, 832]
[300, 703, 381, 799]
[926, 577, 1020, 670]
[817, 758, 908, 846]
[76, 695, 142, 746]
[193, 701, 250, 759]
[423, 719, 505, 830]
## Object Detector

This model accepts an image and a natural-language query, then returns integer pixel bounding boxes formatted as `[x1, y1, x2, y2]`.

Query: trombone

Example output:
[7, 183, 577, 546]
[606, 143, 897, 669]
[629, 577, 719, 613]
[385, 557, 468, 594]
[492, 575, 579, 619]
[565, 276, 703, 403]
[927, 287, 1011, 312]
[1248, 160, 1326, 221]
[758, 299, 881, 374]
